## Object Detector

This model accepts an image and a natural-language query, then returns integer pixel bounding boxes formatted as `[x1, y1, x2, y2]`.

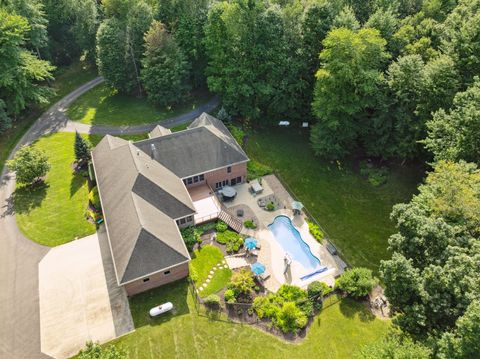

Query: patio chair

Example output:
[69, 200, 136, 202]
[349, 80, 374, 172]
[259, 272, 271, 281]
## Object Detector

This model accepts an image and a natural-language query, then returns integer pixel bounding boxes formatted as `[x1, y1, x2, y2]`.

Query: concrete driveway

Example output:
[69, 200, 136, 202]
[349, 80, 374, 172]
[39, 230, 133, 359]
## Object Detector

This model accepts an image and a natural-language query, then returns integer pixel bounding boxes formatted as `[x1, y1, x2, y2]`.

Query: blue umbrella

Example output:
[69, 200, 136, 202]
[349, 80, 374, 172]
[245, 237, 257, 251]
[251, 262, 266, 275]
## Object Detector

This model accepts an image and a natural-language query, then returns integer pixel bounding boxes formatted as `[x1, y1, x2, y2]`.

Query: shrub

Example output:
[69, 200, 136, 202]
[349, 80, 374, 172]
[275, 302, 308, 333]
[88, 187, 101, 209]
[359, 161, 389, 187]
[216, 230, 244, 253]
[74, 131, 91, 163]
[7, 145, 50, 185]
[307, 281, 332, 301]
[228, 125, 245, 146]
[228, 268, 255, 296]
[336, 267, 378, 298]
[217, 106, 231, 123]
[247, 160, 272, 181]
[224, 289, 236, 304]
[197, 222, 217, 233]
[307, 221, 324, 243]
[204, 294, 221, 308]
[247, 307, 254, 316]
[78, 341, 127, 359]
[243, 219, 257, 229]
[190, 266, 199, 282]
[253, 295, 280, 319]
[266, 202, 275, 211]
[181, 227, 201, 251]
[215, 221, 228, 233]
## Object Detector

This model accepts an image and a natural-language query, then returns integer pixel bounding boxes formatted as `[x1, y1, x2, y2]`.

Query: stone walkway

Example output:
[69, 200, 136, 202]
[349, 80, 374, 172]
[197, 260, 229, 294]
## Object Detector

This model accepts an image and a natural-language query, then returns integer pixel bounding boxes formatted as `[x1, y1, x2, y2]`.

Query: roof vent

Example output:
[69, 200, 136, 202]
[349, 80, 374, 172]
[136, 149, 140, 156]
[150, 143, 156, 159]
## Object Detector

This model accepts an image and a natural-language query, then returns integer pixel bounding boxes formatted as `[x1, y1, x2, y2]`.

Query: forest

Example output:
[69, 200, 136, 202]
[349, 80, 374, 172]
[1, 0, 480, 358]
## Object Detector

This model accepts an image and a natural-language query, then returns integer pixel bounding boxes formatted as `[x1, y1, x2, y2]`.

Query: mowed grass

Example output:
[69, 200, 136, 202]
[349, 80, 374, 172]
[190, 245, 232, 297]
[67, 83, 212, 126]
[14, 133, 95, 246]
[246, 128, 424, 272]
[108, 280, 389, 359]
[0, 61, 97, 172]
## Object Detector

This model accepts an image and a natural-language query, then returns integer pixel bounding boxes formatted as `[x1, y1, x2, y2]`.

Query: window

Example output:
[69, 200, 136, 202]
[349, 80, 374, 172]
[180, 218, 186, 224]
[223, 179, 228, 186]
[176, 219, 180, 225]
[215, 182, 221, 189]
[231, 178, 237, 186]
[143, 277, 150, 282]
[183, 179, 187, 185]
[187, 177, 193, 185]
[237, 176, 242, 184]
[227, 166, 232, 173]
[193, 176, 199, 183]
[164, 270, 171, 275]
[199, 174, 204, 181]
[186, 216, 193, 222]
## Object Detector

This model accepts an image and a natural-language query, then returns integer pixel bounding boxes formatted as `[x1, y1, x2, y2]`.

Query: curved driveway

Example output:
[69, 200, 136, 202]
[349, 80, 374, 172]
[0, 77, 219, 358]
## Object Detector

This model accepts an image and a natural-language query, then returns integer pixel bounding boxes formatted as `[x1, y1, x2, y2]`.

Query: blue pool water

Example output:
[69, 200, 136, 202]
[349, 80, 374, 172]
[268, 215, 322, 273]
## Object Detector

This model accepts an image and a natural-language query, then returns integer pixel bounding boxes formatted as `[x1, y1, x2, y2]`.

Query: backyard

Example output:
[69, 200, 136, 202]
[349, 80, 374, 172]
[109, 279, 390, 359]
[246, 128, 424, 272]
[67, 83, 213, 126]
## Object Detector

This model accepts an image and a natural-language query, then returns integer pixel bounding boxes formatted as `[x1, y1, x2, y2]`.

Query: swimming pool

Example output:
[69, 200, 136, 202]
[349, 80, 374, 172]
[268, 215, 322, 274]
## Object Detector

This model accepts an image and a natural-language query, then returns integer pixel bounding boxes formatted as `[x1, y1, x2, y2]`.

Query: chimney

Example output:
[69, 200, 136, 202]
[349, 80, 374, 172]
[136, 149, 140, 156]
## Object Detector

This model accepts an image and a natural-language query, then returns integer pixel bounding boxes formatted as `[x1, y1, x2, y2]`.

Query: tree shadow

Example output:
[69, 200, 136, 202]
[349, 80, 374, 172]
[69, 169, 87, 198]
[129, 279, 190, 329]
[11, 182, 49, 216]
[339, 297, 375, 322]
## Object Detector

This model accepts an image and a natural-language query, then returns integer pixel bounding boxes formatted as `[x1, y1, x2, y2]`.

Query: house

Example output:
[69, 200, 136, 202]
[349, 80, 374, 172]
[91, 113, 249, 295]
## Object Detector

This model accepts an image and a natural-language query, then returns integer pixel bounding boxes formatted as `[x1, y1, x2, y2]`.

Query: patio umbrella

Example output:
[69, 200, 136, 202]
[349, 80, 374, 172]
[291, 201, 304, 211]
[251, 262, 266, 276]
[245, 237, 257, 251]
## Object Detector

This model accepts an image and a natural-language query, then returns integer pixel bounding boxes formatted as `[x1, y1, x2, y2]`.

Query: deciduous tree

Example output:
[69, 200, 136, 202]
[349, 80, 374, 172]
[7, 145, 50, 185]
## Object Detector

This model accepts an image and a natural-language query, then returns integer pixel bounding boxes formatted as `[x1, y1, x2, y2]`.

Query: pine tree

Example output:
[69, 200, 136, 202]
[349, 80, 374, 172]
[74, 131, 91, 164]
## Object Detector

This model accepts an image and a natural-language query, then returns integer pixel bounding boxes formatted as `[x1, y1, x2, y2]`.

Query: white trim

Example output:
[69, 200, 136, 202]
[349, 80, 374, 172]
[181, 159, 249, 180]
[120, 258, 190, 286]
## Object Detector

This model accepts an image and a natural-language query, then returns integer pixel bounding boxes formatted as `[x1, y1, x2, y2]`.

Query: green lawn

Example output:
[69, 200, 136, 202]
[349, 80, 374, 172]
[67, 84, 212, 126]
[0, 61, 97, 172]
[246, 128, 424, 272]
[190, 245, 232, 298]
[14, 132, 96, 246]
[108, 280, 389, 359]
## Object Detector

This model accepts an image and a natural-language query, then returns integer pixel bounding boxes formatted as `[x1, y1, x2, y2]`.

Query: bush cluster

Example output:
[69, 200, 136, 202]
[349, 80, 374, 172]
[228, 125, 245, 146]
[181, 227, 201, 251]
[247, 160, 273, 181]
[224, 289, 236, 304]
[88, 187, 101, 209]
[307, 281, 332, 309]
[215, 221, 228, 233]
[243, 219, 257, 229]
[216, 230, 244, 253]
[265, 202, 275, 211]
[227, 268, 255, 300]
[359, 161, 389, 187]
[203, 294, 221, 308]
[196, 222, 217, 233]
[336, 267, 377, 298]
[252, 284, 314, 333]
[307, 220, 324, 243]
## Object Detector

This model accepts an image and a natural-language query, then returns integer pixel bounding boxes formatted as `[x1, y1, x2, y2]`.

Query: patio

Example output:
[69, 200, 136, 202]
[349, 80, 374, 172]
[221, 175, 344, 292]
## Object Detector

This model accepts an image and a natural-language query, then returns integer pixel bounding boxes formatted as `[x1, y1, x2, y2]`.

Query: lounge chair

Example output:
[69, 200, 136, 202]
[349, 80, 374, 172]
[259, 272, 271, 281]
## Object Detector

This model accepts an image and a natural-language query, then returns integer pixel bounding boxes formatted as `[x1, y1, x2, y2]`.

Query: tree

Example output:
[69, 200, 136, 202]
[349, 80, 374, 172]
[425, 78, 480, 163]
[141, 21, 190, 107]
[275, 301, 308, 333]
[310, 28, 389, 159]
[437, 300, 480, 359]
[332, 5, 360, 30]
[43, 0, 98, 64]
[96, 18, 135, 93]
[336, 267, 377, 298]
[7, 145, 50, 185]
[381, 161, 480, 336]
[364, 8, 399, 45]
[74, 131, 91, 164]
[77, 341, 127, 359]
[228, 268, 255, 296]
[0, 9, 55, 133]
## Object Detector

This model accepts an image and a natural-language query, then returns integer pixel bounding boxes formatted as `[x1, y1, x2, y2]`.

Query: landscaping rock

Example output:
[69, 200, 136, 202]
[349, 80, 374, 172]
[206, 279, 211, 283]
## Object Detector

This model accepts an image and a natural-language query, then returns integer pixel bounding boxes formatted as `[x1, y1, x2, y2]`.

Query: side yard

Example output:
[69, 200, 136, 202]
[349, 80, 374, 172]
[67, 84, 213, 126]
[108, 279, 389, 359]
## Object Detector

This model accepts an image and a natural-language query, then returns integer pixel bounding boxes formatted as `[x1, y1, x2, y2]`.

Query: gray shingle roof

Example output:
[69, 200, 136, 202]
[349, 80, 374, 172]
[134, 113, 248, 178]
[148, 125, 172, 139]
[92, 135, 193, 285]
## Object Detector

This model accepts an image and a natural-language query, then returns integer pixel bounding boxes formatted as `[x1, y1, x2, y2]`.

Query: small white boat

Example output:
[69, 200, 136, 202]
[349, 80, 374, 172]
[149, 302, 173, 317]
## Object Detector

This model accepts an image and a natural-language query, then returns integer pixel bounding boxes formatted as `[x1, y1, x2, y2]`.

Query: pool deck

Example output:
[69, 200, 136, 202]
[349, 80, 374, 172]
[222, 175, 344, 292]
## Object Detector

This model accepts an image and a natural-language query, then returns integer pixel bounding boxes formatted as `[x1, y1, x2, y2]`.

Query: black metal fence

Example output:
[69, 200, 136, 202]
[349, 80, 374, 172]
[273, 170, 351, 270]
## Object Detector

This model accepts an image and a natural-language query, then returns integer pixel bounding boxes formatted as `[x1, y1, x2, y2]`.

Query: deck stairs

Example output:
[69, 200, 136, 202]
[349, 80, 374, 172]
[218, 209, 243, 233]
